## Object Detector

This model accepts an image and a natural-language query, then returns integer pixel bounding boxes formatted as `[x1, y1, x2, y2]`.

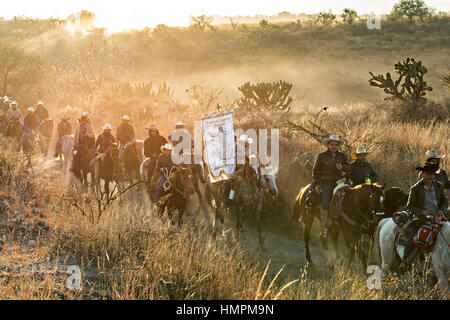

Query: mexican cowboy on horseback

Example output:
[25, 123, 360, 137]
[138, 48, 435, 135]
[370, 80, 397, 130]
[311, 134, 349, 243]
[116, 115, 136, 155]
[168, 121, 194, 152]
[35, 101, 49, 122]
[401, 162, 449, 264]
[93, 123, 116, 157]
[73, 112, 95, 150]
[143, 123, 167, 183]
[5, 100, 22, 134]
[345, 145, 379, 186]
[153, 143, 178, 202]
[54, 115, 72, 157]
[419, 150, 449, 195]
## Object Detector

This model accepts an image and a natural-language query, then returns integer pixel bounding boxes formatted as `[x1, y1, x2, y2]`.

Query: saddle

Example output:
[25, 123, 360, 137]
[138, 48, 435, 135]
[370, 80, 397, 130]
[329, 179, 351, 220]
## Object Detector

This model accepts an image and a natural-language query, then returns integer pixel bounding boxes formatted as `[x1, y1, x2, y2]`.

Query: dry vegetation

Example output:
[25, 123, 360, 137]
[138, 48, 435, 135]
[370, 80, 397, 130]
[0, 9, 449, 299]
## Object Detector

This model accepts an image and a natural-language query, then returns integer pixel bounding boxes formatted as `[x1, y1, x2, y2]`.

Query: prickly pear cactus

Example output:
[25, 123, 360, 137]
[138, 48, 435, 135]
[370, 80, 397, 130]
[369, 57, 433, 102]
[237, 80, 293, 113]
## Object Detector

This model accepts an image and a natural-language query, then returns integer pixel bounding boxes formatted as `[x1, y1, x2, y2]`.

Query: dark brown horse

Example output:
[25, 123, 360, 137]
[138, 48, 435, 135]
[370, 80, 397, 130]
[71, 136, 95, 189]
[120, 141, 142, 184]
[382, 187, 409, 219]
[91, 142, 123, 199]
[5, 119, 24, 151]
[38, 119, 53, 157]
[155, 166, 195, 226]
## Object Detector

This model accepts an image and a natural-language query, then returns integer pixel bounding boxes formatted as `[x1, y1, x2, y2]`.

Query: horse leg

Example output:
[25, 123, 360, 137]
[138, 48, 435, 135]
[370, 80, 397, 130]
[256, 199, 265, 249]
[330, 223, 341, 262]
[303, 210, 314, 264]
[194, 179, 203, 215]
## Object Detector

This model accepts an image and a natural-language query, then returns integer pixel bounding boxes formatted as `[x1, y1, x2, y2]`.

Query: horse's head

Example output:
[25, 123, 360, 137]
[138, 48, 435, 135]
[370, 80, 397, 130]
[176, 166, 195, 196]
[384, 187, 409, 217]
[107, 142, 120, 161]
[353, 183, 385, 217]
[260, 165, 279, 197]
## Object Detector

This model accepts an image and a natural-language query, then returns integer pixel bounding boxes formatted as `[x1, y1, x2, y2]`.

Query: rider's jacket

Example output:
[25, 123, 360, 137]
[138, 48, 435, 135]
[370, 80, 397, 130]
[116, 122, 135, 145]
[35, 105, 49, 122]
[406, 179, 448, 220]
[94, 133, 115, 154]
[144, 134, 167, 158]
[312, 150, 348, 185]
[6, 108, 21, 122]
[57, 120, 72, 138]
[23, 113, 40, 131]
[345, 160, 378, 186]
[154, 152, 176, 175]
[74, 122, 95, 148]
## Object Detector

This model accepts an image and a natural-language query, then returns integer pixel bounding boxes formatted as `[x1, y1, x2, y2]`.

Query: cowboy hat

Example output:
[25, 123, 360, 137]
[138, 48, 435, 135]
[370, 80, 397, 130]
[238, 134, 253, 145]
[416, 162, 439, 173]
[122, 114, 130, 121]
[10, 100, 17, 105]
[2, 96, 8, 100]
[28, 107, 35, 112]
[174, 121, 185, 127]
[103, 123, 112, 130]
[160, 143, 172, 152]
[147, 123, 158, 130]
[36, 101, 44, 105]
[323, 134, 341, 145]
[425, 149, 446, 160]
[82, 112, 88, 117]
[351, 145, 369, 159]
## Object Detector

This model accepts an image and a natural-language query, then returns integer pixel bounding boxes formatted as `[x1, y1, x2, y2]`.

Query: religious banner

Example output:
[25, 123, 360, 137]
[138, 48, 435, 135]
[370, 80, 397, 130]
[201, 110, 236, 183]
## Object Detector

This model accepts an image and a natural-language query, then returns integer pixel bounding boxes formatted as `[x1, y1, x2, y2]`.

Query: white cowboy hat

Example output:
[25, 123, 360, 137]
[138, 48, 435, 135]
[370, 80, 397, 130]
[37, 101, 44, 105]
[10, 100, 17, 105]
[103, 123, 112, 130]
[238, 134, 254, 145]
[2, 96, 7, 100]
[147, 123, 158, 130]
[425, 149, 446, 159]
[82, 112, 88, 117]
[160, 143, 172, 152]
[122, 115, 130, 121]
[28, 107, 35, 112]
[351, 145, 369, 159]
[174, 121, 185, 127]
[323, 134, 341, 145]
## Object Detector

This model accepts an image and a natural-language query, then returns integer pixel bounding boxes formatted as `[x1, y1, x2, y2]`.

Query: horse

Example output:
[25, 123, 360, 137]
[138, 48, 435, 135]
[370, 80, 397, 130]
[20, 130, 44, 156]
[38, 119, 53, 157]
[71, 135, 95, 189]
[229, 164, 265, 248]
[120, 140, 143, 185]
[5, 119, 24, 151]
[155, 166, 195, 226]
[383, 187, 409, 219]
[372, 218, 450, 298]
[57, 134, 74, 171]
[90, 142, 123, 199]
[178, 151, 207, 215]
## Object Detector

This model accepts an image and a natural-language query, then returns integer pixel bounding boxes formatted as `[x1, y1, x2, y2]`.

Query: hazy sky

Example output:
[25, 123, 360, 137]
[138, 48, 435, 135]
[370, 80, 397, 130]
[1, 0, 449, 32]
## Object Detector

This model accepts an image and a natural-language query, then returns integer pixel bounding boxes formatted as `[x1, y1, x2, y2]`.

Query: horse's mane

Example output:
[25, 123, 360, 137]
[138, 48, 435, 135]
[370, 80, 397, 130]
[351, 182, 383, 191]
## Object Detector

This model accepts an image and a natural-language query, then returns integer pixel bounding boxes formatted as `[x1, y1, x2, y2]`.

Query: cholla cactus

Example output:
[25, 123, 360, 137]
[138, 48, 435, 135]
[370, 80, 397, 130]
[237, 80, 293, 113]
[369, 57, 433, 102]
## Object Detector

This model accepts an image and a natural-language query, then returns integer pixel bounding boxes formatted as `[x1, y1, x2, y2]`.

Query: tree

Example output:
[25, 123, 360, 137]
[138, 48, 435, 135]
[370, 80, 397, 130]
[316, 11, 336, 26]
[190, 15, 213, 32]
[390, 0, 434, 21]
[369, 57, 433, 102]
[237, 81, 293, 113]
[341, 8, 358, 24]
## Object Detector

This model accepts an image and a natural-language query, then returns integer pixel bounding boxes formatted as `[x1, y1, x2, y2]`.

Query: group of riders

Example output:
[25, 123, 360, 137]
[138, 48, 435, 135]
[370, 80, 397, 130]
[308, 133, 448, 265]
[1, 95, 448, 267]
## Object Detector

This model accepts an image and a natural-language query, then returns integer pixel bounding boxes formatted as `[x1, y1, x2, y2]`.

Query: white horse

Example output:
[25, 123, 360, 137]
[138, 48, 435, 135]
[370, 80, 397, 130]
[372, 217, 450, 298]
[59, 134, 74, 172]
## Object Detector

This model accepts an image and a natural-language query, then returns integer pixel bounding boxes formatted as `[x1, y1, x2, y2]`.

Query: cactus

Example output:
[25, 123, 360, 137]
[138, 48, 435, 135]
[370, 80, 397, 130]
[316, 11, 336, 26]
[369, 57, 433, 102]
[237, 81, 293, 113]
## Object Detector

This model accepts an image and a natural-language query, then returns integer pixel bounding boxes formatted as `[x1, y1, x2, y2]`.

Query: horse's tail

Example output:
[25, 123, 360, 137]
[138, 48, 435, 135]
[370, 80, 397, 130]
[291, 195, 301, 223]
[371, 219, 384, 265]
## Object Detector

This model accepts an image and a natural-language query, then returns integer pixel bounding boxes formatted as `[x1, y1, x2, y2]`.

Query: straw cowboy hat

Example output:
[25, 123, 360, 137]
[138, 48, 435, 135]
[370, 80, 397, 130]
[103, 123, 112, 130]
[147, 123, 158, 130]
[160, 143, 173, 152]
[81, 111, 88, 118]
[37, 101, 44, 106]
[416, 162, 439, 173]
[238, 134, 253, 145]
[28, 107, 35, 112]
[122, 115, 130, 121]
[323, 134, 341, 145]
[351, 145, 369, 160]
[174, 121, 185, 128]
[425, 149, 446, 160]
[10, 100, 17, 105]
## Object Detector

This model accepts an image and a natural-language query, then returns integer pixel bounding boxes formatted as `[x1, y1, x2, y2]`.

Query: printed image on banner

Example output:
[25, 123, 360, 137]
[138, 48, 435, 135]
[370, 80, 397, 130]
[202, 110, 236, 183]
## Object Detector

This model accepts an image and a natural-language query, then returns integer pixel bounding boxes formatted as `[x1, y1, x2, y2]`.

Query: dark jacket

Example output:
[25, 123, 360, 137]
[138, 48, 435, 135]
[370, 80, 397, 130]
[116, 122, 135, 144]
[23, 113, 40, 131]
[35, 105, 49, 122]
[406, 179, 448, 218]
[346, 160, 378, 186]
[418, 169, 449, 190]
[144, 134, 167, 158]
[154, 152, 176, 175]
[94, 133, 116, 154]
[57, 120, 72, 137]
[312, 149, 348, 185]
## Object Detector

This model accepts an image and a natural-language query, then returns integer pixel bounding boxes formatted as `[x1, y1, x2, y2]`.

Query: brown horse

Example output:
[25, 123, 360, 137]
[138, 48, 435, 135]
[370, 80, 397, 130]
[120, 141, 142, 184]
[155, 166, 195, 226]
[91, 143, 123, 199]
[38, 119, 53, 157]
[5, 119, 24, 151]
[229, 164, 265, 248]
[71, 136, 95, 189]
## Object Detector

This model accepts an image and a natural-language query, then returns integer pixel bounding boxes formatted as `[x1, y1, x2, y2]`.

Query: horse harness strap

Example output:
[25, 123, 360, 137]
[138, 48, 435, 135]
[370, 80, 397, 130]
[341, 211, 358, 227]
